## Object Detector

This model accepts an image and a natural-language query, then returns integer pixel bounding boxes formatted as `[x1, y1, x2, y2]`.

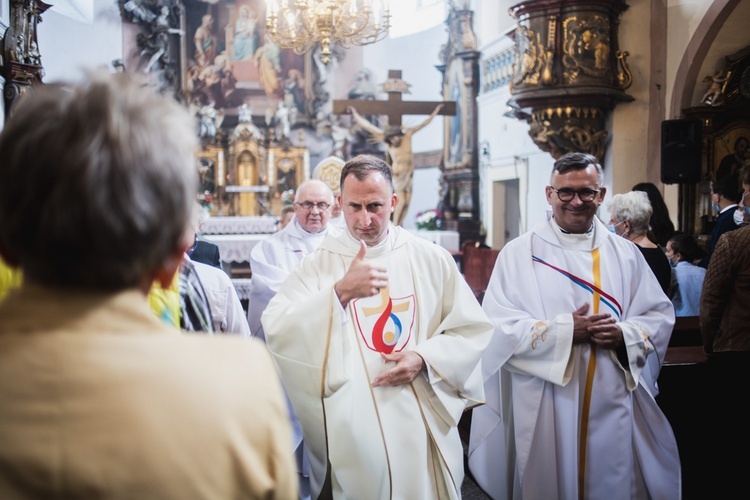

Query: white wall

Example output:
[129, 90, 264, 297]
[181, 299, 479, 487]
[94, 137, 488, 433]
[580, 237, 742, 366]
[361, 23, 448, 229]
[37, 0, 123, 82]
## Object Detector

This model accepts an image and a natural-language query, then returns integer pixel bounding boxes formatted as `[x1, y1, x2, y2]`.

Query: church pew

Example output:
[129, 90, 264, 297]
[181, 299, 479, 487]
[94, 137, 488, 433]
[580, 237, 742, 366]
[460, 240, 500, 304]
[663, 315, 707, 366]
[657, 315, 710, 499]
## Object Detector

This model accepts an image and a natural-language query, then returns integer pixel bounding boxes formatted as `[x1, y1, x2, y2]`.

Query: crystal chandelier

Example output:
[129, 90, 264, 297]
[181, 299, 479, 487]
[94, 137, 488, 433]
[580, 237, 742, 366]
[266, 0, 391, 64]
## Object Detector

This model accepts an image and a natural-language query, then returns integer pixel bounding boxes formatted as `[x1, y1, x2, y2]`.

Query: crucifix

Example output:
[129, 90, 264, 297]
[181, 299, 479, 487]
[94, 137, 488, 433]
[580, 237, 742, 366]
[333, 70, 456, 226]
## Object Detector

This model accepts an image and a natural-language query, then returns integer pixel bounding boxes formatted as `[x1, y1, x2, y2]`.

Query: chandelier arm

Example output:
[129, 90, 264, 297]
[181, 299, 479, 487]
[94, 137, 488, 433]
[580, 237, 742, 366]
[265, 0, 390, 63]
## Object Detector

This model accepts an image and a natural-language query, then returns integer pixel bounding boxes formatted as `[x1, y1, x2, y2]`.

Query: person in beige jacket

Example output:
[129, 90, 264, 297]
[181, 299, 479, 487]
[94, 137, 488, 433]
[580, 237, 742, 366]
[0, 70, 297, 499]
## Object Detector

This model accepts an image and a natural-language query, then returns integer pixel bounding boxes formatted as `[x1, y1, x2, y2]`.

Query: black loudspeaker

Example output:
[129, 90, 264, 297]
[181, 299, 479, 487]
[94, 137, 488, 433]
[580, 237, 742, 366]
[661, 119, 702, 184]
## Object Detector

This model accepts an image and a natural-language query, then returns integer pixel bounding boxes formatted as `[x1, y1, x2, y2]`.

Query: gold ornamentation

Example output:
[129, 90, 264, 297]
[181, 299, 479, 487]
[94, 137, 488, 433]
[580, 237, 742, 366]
[530, 321, 549, 350]
[562, 15, 612, 84]
[513, 25, 545, 87]
[528, 108, 608, 160]
[265, 0, 391, 64]
[616, 50, 632, 89]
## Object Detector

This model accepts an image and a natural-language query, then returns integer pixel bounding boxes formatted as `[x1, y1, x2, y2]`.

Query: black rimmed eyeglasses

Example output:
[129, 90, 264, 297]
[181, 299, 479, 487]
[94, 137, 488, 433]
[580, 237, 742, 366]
[551, 187, 600, 202]
[295, 201, 331, 211]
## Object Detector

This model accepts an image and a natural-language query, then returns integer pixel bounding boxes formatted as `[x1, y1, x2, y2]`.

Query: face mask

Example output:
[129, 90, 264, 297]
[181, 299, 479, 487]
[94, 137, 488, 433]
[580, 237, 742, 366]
[734, 209, 748, 226]
[745, 206, 750, 216]
[608, 220, 623, 234]
[668, 255, 678, 268]
[712, 202, 720, 213]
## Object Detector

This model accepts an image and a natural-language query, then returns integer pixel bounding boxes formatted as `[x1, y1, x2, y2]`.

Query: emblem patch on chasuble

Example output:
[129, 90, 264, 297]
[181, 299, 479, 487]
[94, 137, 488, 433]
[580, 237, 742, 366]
[352, 286, 415, 354]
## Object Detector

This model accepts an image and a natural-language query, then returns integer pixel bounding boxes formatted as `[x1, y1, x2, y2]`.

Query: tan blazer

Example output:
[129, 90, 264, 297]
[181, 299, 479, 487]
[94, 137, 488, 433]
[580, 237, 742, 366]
[0, 285, 297, 499]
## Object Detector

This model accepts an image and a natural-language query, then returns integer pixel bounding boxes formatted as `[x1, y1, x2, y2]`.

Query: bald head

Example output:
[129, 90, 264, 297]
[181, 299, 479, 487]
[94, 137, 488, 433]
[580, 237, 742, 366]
[293, 179, 334, 233]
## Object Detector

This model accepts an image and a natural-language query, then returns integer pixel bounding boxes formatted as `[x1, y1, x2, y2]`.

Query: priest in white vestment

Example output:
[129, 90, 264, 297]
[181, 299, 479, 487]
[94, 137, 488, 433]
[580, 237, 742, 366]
[247, 179, 338, 500]
[469, 152, 681, 500]
[247, 179, 338, 340]
[263, 155, 493, 499]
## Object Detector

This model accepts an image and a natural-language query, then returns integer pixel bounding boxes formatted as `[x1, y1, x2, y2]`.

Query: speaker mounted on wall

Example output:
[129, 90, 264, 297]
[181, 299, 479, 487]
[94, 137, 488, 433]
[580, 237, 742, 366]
[661, 119, 702, 184]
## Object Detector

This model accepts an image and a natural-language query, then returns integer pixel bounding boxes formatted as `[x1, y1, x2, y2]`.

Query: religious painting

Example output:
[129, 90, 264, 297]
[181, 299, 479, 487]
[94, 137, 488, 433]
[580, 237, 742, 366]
[183, 0, 314, 123]
[443, 57, 469, 170]
[713, 122, 750, 181]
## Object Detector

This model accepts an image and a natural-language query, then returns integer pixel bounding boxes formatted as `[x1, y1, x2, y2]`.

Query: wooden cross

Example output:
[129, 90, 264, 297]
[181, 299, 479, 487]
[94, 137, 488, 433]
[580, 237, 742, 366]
[333, 70, 456, 127]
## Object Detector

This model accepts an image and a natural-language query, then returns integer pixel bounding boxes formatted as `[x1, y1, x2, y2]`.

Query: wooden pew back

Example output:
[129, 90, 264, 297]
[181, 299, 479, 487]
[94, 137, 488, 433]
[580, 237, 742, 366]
[461, 240, 500, 304]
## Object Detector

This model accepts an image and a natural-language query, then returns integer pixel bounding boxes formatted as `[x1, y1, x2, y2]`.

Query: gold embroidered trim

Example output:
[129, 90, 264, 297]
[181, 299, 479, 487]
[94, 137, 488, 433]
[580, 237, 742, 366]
[530, 321, 549, 349]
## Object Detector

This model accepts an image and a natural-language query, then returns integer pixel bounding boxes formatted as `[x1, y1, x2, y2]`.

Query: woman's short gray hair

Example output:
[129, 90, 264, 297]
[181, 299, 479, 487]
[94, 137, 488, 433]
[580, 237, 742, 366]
[0, 69, 197, 290]
[608, 191, 653, 234]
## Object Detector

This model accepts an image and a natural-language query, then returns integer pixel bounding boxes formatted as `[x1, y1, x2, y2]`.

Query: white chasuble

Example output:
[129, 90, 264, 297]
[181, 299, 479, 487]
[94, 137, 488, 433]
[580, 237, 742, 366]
[469, 217, 680, 500]
[263, 225, 493, 500]
[247, 217, 334, 339]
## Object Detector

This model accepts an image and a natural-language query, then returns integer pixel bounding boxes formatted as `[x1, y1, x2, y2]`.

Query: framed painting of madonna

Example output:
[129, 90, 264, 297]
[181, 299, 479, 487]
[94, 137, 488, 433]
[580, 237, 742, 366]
[183, 0, 315, 125]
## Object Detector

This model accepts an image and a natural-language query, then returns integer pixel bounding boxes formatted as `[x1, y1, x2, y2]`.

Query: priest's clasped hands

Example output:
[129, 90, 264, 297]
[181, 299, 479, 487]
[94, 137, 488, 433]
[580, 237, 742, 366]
[571, 303, 623, 349]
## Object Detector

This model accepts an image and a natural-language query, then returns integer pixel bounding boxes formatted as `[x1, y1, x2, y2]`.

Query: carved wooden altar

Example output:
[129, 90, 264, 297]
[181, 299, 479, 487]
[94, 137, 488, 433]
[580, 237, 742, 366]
[266, 145, 309, 215]
[506, 0, 633, 161]
[1, 0, 49, 119]
[227, 120, 265, 216]
[437, 7, 481, 245]
[681, 45, 750, 236]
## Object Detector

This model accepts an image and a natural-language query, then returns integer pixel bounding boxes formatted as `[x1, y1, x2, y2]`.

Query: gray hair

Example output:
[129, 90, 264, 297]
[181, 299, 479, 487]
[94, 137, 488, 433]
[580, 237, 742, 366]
[340, 154, 393, 192]
[608, 191, 653, 234]
[295, 179, 334, 203]
[0, 70, 198, 290]
[550, 152, 604, 186]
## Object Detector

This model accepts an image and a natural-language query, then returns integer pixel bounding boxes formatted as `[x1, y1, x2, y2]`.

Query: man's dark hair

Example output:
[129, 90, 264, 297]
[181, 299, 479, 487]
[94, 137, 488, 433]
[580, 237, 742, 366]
[340, 154, 393, 191]
[669, 233, 706, 262]
[712, 173, 741, 203]
[550, 152, 604, 185]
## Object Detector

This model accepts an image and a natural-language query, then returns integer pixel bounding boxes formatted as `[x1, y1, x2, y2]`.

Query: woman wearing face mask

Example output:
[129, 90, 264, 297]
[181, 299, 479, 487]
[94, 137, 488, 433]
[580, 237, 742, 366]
[608, 191, 672, 295]
[665, 233, 706, 317]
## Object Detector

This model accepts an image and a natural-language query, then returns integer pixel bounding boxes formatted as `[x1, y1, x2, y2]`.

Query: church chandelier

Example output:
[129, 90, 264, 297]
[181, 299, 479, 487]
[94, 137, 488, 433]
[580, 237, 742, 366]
[265, 0, 391, 64]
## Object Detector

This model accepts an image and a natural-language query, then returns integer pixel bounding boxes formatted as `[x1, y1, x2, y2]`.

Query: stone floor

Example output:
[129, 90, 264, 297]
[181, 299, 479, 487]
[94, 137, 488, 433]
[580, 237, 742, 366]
[461, 472, 491, 499]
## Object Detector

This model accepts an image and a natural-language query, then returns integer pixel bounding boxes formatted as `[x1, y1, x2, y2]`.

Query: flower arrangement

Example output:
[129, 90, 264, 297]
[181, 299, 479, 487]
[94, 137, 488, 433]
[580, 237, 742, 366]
[280, 189, 295, 206]
[197, 191, 213, 212]
[415, 208, 443, 231]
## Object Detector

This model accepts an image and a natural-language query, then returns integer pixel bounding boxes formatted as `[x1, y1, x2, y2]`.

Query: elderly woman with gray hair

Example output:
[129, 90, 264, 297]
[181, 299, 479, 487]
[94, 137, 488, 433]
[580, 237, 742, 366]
[608, 190, 672, 295]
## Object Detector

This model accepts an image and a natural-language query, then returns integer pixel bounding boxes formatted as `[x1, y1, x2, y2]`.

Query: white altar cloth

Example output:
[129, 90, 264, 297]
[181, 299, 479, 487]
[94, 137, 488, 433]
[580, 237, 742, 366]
[231, 278, 252, 301]
[203, 234, 268, 264]
[201, 216, 278, 235]
[408, 229, 460, 253]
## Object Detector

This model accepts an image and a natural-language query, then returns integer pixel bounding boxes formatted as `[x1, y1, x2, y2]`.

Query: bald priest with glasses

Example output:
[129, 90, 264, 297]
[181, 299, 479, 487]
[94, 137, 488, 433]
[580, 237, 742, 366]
[469, 152, 680, 499]
[246, 179, 340, 500]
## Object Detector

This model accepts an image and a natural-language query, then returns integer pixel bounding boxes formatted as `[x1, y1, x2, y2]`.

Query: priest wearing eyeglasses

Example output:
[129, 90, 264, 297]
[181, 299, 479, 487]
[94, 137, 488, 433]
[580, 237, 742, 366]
[246, 178, 339, 500]
[469, 152, 681, 499]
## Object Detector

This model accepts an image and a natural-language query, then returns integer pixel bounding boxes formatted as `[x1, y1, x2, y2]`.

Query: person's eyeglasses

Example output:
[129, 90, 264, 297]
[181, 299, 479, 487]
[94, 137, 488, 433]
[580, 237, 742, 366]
[295, 201, 330, 211]
[551, 188, 600, 202]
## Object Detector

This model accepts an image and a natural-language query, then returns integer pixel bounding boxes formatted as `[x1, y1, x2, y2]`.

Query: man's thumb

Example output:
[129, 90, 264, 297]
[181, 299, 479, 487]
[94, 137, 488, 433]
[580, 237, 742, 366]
[574, 303, 589, 316]
[356, 240, 367, 260]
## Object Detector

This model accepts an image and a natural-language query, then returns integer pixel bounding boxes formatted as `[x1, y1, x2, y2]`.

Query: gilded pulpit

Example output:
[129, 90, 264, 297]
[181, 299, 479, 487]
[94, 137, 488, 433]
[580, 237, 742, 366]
[505, 0, 633, 161]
